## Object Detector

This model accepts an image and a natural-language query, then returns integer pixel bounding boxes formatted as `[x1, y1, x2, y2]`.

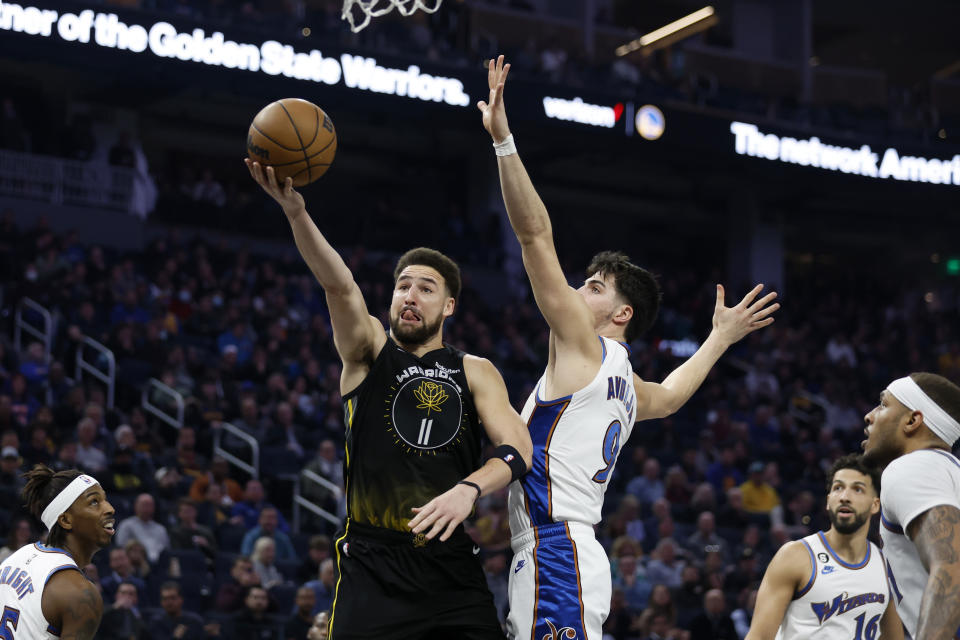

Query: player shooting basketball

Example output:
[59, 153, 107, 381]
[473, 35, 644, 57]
[477, 55, 781, 639]
[245, 158, 531, 639]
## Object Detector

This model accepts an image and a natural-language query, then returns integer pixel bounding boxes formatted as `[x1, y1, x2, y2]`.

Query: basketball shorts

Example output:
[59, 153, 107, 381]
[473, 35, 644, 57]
[328, 521, 504, 640]
[506, 522, 610, 640]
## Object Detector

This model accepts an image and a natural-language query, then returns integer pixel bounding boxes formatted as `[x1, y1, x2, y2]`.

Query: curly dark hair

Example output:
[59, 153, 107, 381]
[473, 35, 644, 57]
[393, 247, 461, 301]
[21, 464, 83, 548]
[826, 454, 881, 496]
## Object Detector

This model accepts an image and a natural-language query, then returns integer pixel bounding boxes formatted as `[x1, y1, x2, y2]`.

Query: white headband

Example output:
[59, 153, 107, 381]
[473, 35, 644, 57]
[887, 377, 960, 446]
[41, 475, 100, 531]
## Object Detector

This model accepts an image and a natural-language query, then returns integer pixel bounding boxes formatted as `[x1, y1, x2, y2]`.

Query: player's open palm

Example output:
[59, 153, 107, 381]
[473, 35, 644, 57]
[409, 484, 476, 542]
[478, 55, 512, 143]
[712, 283, 779, 345]
[245, 159, 306, 220]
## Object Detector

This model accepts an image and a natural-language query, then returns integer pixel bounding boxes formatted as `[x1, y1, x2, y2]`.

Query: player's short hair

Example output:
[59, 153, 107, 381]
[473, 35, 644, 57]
[910, 372, 960, 426]
[21, 464, 84, 548]
[586, 251, 661, 343]
[826, 454, 881, 496]
[394, 248, 461, 301]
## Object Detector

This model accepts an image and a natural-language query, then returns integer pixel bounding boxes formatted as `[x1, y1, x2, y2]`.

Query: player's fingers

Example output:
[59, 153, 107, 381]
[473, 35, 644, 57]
[423, 516, 447, 540]
[715, 284, 725, 310]
[747, 291, 778, 313]
[439, 518, 459, 542]
[738, 284, 764, 309]
[487, 58, 495, 88]
[501, 62, 511, 85]
[496, 54, 504, 76]
[751, 317, 775, 329]
[477, 100, 488, 112]
[265, 165, 279, 190]
[284, 176, 294, 195]
[752, 302, 780, 321]
[249, 161, 264, 184]
[244, 159, 257, 181]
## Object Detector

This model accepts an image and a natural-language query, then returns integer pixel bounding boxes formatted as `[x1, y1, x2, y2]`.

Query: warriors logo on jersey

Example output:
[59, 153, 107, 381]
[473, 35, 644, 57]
[386, 373, 465, 454]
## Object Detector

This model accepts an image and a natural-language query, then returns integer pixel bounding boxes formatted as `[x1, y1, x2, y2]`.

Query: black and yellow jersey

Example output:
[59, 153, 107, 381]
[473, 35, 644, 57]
[341, 337, 484, 531]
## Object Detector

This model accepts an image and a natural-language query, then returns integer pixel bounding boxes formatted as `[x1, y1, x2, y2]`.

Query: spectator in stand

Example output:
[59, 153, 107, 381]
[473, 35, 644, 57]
[124, 539, 153, 583]
[192, 170, 227, 208]
[296, 534, 331, 584]
[225, 397, 268, 454]
[706, 447, 744, 494]
[7, 373, 38, 428]
[641, 584, 678, 630]
[286, 586, 317, 640]
[231, 479, 290, 532]
[18, 342, 48, 386]
[190, 455, 243, 505]
[100, 547, 147, 604]
[688, 588, 738, 640]
[241, 506, 295, 560]
[627, 458, 665, 505]
[99, 581, 149, 640]
[21, 424, 54, 465]
[647, 538, 686, 589]
[0, 446, 24, 510]
[612, 550, 653, 614]
[218, 320, 256, 365]
[739, 462, 780, 516]
[685, 511, 728, 563]
[170, 497, 218, 559]
[151, 581, 207, 640]
[263, 401, 308, 463]
[115, 492, 171, 563]
[0, 516, 33, 563]
[75, 416, 108, 473]
[717, 487, 751, 530]
[304, 558, 335, 616]
[251, 536, 285, 590]
[233, 585, 275, 640]
[731, 588, 757, 640]
[216, 555, 261, 613]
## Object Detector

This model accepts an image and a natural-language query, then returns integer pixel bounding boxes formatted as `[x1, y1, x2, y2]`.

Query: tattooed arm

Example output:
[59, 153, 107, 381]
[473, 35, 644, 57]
[41, 570, 103, 640]
[907, 504, 960, 640]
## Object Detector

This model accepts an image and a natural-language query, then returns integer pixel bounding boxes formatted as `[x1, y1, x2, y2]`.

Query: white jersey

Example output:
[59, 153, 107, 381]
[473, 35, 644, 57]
[508, 336, 635, 534]
[0, 542, 81, 639]
[880, 448, 960, 639]
[776, 532, 890, 640]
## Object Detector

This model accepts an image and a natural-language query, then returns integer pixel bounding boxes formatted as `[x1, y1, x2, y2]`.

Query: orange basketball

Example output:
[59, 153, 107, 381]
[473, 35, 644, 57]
[246, 98, 337, 187]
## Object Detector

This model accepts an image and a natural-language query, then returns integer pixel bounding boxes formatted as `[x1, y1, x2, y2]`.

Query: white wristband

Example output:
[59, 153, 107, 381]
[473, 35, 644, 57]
[493, 134, 517, 157]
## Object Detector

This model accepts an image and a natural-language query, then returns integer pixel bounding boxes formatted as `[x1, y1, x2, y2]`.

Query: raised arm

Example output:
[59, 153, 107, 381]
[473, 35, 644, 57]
[635, 284, 778, 420]
[908, 504, 960, 640]
[246, 160, 386, 393]
[409, 355, 531, 542]
[42, 570, 103, 640]
[478, 56, 595, 354]
[745, 541, 809, 640]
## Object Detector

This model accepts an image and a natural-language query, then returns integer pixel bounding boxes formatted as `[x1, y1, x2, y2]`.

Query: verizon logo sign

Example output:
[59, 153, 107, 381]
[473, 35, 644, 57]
[542, 96, 623, 128]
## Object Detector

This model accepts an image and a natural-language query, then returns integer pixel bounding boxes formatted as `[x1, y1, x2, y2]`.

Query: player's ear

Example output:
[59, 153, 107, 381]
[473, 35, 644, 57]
[443, 296, 455, 318]
[614, 303, 633, 327]
[902, 409, 924, 437]
[57, 512, 73, 532]
[870, 496, 880, 516]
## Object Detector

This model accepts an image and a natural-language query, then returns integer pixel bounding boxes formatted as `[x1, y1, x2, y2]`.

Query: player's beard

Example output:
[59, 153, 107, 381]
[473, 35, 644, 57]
[827, 505, 870, 535]
[390, 309, 443, 347]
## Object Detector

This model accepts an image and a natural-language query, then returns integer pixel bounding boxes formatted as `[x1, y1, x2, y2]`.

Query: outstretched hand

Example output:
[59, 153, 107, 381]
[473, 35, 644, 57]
[712, 284, 780, 346]
[408, 483, 477, 542]
[245, 159, 306, 221]
[477, 55, 512, 143]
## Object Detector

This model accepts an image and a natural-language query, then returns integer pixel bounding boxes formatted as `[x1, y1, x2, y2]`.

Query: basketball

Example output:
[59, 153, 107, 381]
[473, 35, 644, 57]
[246, 98, 337, 187]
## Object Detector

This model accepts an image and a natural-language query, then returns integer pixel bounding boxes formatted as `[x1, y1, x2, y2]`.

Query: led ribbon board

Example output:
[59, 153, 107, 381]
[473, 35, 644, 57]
[0, 3, 471, 106]
[731, 121, 960, 186]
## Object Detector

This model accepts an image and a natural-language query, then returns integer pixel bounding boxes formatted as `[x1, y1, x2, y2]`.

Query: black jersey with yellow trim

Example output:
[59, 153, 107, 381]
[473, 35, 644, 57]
[341, 337, 484, 532]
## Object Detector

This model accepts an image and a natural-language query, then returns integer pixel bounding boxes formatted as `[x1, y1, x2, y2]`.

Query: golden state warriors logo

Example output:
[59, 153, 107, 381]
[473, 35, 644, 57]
[387, 377, 464, 454]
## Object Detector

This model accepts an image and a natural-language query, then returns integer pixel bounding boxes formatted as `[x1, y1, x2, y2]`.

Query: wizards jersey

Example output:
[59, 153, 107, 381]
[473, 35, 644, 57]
[341, 337, 484, 532]
[0, 542, 82, 639]
[508, 336, 636, 533]
[776, 532, 890, 640]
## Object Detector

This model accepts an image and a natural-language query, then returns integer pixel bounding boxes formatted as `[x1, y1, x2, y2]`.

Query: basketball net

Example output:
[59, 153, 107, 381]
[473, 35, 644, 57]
[341, 0, 444, 33]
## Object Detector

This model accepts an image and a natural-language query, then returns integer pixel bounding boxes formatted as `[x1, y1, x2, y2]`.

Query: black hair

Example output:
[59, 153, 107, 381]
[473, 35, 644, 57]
[21, 464, 83, 549]
[586, 251, 661, 343]
[826, 454, 881, 496]
[160, 581, 182, 596]
[393, 248, 462, 301]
